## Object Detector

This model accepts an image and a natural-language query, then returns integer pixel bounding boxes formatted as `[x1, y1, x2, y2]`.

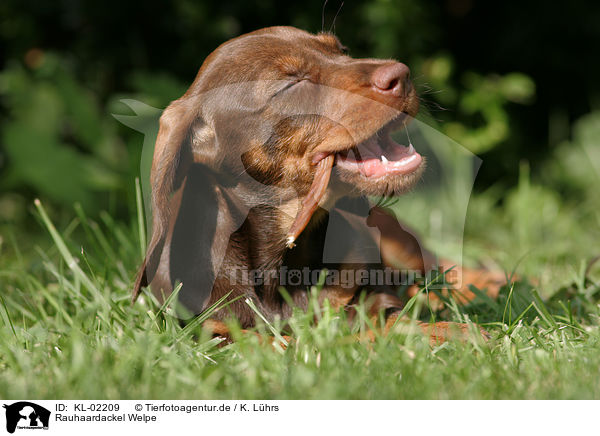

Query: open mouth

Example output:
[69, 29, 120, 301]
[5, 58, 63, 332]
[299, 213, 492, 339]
[287, 116, 422, 249]
[313, 116, 423, 179]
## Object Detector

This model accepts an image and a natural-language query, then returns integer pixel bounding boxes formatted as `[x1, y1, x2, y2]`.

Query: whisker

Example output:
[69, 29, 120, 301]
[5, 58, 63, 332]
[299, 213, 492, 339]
[419, 99, 448, 113]
[329, 1, 345, 33]
[321, 0, 329, 32]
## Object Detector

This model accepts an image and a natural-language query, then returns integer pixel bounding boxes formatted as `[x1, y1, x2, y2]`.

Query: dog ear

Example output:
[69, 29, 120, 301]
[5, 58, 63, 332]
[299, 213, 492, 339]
[132, 94, 250, 312]
[132, 96, 213, 302]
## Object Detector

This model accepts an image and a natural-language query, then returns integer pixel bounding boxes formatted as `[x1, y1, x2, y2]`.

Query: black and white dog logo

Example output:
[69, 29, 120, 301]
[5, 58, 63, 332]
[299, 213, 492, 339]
[3, 402, 50, 433]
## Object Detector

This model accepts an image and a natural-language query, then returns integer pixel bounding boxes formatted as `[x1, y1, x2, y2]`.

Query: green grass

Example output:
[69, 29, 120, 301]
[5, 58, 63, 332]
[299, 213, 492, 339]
[1, 172, 600, 400]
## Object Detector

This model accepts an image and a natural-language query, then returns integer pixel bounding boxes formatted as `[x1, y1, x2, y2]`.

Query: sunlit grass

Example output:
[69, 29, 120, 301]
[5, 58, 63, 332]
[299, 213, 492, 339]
[0, 175, 599, 399]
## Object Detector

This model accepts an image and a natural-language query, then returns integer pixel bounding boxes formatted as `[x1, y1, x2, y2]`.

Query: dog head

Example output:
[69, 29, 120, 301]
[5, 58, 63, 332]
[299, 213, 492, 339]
[166, 26, 422, 195]
[134, 26, 423, 310]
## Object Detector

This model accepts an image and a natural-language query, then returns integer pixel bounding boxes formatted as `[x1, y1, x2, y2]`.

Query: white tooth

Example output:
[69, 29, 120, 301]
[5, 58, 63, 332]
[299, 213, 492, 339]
[381, 155, 388, 164]
[408, 144, 415, 154]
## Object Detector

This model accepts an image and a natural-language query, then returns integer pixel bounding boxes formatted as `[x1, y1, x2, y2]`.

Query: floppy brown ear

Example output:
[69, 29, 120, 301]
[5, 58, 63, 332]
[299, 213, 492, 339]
[132, 93, 250, 311]
[132, 98, 200, 302]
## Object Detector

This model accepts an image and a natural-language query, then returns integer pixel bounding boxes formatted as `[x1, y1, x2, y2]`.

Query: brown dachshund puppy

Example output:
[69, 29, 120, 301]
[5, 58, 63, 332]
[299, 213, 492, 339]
[133, 26, 504, 341]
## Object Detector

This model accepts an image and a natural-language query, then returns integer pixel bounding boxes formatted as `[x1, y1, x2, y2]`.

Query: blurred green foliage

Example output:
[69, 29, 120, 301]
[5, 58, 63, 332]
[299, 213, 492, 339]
[0, 55, 126, 212]
[424, 58, 536, 153]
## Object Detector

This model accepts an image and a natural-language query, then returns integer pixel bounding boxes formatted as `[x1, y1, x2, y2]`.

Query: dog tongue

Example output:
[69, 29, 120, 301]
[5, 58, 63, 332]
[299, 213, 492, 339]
[286, 154, 335, 248]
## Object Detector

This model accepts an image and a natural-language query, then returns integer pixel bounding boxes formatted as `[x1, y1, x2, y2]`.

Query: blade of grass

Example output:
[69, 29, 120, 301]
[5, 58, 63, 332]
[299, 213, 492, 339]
[34, 199, 107, 308]
[0, 294, 17, 339]
[245, 297, 289, 348]
[135, 177, 147, 259]
[156, 282, 183, 319]
[176, 292, 239, 342]
[531, 289, 558, 329]
[74, 203, 116, 261]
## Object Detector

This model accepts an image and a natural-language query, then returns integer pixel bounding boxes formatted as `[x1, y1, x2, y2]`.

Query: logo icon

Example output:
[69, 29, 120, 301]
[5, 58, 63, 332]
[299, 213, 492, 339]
[3, 402, 50, 434]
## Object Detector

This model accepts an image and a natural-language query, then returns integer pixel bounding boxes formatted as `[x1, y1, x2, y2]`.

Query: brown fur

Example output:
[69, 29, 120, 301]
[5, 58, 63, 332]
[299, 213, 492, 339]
[133, 26, 505, 342]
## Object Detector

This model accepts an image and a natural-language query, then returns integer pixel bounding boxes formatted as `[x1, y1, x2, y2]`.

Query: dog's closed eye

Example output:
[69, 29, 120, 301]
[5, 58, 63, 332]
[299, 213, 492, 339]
[273, 78, 310, 98]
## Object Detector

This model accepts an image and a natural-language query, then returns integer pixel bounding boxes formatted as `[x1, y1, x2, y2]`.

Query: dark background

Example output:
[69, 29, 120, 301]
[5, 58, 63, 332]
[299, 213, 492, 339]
[1, 0, 599, 225]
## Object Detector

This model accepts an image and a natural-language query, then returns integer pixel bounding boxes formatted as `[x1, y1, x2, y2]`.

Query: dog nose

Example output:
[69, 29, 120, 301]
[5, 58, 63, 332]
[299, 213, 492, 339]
[371, 62, 411, 97]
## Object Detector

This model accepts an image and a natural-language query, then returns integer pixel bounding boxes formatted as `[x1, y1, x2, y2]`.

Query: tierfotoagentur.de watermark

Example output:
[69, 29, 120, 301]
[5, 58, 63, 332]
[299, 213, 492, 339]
[227, 265, 458, 289]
